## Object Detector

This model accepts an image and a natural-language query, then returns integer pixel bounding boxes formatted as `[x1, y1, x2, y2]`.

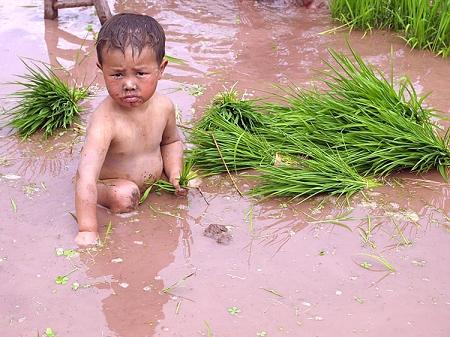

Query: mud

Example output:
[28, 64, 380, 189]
[1, 1, 450, 337]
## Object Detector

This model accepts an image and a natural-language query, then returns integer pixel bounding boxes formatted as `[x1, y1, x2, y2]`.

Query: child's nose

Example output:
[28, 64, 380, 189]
[123, 78, 137, 91]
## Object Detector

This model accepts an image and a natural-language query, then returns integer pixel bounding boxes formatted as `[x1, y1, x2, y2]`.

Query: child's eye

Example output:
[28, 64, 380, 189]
[136, 72, 147, 77]
[111, 73, 123, 79]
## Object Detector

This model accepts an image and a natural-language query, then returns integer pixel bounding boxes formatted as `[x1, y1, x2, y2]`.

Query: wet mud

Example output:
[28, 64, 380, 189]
[1, 1, 449, 337]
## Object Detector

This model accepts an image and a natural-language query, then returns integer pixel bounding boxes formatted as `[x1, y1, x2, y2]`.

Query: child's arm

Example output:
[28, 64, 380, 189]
[75, 111, 112, 245]
[161, 100, 187, 196]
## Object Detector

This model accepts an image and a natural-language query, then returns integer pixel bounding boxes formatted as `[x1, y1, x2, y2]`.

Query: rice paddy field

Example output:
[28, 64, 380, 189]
[1, 1, 450, 337]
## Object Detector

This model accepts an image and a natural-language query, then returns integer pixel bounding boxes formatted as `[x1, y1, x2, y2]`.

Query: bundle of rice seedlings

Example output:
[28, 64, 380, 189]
[195, 87, 269, 132]
[251, 144, 379, 199]
[189, 44, 450, 200]
[139, 158, 197, 202]
[259, 45, 450, 178]
[329, 0, 450, 56]
[6, 61, 88, 138]
[187, 115, 276, 175]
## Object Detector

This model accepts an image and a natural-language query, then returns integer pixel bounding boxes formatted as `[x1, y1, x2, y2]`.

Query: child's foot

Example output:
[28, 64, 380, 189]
[75, 231, 99, 246]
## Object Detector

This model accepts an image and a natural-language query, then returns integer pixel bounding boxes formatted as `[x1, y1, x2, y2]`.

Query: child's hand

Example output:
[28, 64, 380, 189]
[75, 231, 99, 246]
[170, 177, 188, 197]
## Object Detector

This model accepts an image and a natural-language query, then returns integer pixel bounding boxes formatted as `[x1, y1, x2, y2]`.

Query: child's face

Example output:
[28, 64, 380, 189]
[99, 46, 167, 108]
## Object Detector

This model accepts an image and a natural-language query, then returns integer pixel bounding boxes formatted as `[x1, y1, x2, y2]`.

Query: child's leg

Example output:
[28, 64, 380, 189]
[97, 179, 140, 213]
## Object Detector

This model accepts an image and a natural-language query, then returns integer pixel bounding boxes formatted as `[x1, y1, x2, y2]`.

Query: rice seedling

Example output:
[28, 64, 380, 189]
[195, 87, 269, 133]
[251, 144, 379, 199]
[188, 43, 450, 200]
[260, 44, 450, 178]
[204, 321, 213, 337]
[329, 0, 450, 56]
[187, 117, 275, 175]
[161, 271, 195, 294]
[6, 60, 89, 138]
[358, 253, 396, 272]
[139, 158, 197, 203]
[101, 220, 113, 247]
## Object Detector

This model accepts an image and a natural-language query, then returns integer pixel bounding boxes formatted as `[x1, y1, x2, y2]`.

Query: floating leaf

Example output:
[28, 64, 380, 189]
[227, 306, 241, 315]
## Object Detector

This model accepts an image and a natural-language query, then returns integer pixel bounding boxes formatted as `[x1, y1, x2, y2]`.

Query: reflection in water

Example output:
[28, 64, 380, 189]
[0, 127, 84, 179]
[82, 194, 191, 337]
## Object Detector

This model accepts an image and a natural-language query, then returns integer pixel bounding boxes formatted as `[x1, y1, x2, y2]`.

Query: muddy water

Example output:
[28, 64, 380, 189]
[1, 1, 450, 337]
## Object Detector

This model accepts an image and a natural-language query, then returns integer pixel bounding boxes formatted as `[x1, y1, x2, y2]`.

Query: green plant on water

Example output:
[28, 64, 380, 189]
[195, 87, 268, 133]
[204, 321, 213, 337]
[329, 0, 450, 57]
[359, 253, 396, 272]
[139, 158, 197, 203]
[55, 267, 78, 285]
[187, 117, 275, 175]
[227, 306, 241, 315]
[6, 60, 89, 138]
[187, 43, 450, 200]
[260, 44, 450, 178]
[44, 328, 56, 337]
[251, 144, 379, 199]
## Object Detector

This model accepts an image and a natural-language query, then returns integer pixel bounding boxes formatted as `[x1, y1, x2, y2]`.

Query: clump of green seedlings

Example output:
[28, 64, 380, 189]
[187, 43, 450, 200]
[329, 0, 450, 56]
[251, 144, 380, 199]
[6, 60, 88, 138]
[139, 158, 197, 203]
[261, 44, 450, 178]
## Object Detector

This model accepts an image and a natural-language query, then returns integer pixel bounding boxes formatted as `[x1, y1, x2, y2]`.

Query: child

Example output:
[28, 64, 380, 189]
[75, 13, 186, 246]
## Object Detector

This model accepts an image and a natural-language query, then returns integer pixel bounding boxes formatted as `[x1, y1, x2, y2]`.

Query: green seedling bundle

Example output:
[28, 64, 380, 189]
[6, 60, 88, 138]
[187, 44, 450, 199]
[139, 158, 197, 203]
[329, 0, 450, 56]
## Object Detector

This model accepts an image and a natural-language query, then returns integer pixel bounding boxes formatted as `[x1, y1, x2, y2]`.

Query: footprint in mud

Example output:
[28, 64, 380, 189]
[203, 224, 232, 245]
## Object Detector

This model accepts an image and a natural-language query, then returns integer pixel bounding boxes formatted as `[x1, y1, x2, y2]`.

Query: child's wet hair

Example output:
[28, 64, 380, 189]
[96, 13, 165, 65]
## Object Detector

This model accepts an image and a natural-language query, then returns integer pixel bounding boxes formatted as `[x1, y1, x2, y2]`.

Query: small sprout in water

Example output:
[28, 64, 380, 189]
[55, 248, 78, 258]
[55, 268, 78, 285]
[55, 275, 69, 285]
[86, 24, 94, 32]
[360, 261, 372, 270]
[227, 306, 241, 315]
[71, 282, 80, 291]
[45, 327, 56, 337]
[181, 83, 205, 97]
[257, 332, 267, 337]
[319, 250, 326, 256]
[63, 249, 78, 258]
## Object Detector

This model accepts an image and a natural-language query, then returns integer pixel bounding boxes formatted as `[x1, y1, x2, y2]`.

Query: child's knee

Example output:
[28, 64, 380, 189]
[110, 182, 140, 213]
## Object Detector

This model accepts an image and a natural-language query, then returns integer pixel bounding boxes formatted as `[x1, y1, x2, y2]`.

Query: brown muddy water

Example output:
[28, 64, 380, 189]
[1, 1, 450, 337]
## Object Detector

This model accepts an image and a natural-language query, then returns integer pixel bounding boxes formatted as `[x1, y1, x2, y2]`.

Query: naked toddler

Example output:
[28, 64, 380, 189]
[75, 13, 186, 246]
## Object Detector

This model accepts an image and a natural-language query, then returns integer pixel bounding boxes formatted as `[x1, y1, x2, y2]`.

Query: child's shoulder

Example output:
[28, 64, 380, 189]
[152, 92, 175, 113]
[87, 98, 116, 128]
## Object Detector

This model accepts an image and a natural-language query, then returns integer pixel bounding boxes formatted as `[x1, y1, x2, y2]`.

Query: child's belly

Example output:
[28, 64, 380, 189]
[99, 152, 163, 189]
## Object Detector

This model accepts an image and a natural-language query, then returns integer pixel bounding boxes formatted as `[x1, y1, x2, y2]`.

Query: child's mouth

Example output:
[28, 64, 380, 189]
[123, 95, 140, 103]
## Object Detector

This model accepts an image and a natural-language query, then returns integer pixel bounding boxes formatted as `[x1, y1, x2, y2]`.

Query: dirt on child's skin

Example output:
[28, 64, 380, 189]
[1, 2, 450, 337]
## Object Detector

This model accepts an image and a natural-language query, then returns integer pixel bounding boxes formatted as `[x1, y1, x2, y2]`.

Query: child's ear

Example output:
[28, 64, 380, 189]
[159, 59, 168, 74]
